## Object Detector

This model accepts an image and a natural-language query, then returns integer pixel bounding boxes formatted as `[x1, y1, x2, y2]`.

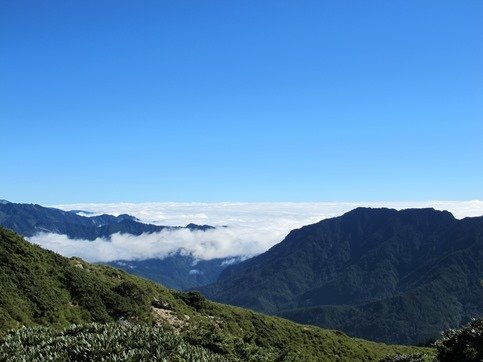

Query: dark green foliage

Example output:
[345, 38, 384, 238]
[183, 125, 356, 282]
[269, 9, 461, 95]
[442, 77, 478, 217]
[175, 291, 207, 310]
[201, 208, 483, 344]
[0, 323, 227, 361]
[434, 318, 483, 362]
[0, 227, 431, 361]
[379, 353, 429, 362]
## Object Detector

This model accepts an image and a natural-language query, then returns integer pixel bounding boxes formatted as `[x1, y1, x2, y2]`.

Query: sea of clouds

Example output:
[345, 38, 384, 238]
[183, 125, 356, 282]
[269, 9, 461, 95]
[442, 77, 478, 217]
[28, 201, 483, 263]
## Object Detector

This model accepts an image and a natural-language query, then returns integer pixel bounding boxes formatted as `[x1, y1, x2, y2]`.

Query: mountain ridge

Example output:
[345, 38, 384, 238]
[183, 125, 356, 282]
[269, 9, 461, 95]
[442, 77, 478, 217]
[0, 201, 213, 240]
[200, 207, 483, 344]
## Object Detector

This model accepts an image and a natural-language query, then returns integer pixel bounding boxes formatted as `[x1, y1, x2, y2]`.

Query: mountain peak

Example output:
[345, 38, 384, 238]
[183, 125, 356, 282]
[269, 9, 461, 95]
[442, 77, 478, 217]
[116, 214, 138, 221]
[343, 206, 453, 216]
[339, 206, 456, 225]
[186, 223, 216, 231]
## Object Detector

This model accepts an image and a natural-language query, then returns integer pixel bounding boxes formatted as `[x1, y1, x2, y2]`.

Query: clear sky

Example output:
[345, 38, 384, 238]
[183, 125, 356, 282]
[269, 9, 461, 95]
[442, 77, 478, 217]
[1, 1, 482, 204]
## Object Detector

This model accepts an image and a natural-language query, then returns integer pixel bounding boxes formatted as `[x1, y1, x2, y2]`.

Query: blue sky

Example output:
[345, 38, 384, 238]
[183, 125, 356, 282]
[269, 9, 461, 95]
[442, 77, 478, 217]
[1, 1, 482, 204]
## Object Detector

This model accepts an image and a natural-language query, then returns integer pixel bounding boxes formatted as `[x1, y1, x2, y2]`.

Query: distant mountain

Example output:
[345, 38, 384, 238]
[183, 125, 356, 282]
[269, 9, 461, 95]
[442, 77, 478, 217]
[200, 207, 483, 344]
[108, 255, 242, 291]
[0, 202, 212, 240]
[0, 202, 227, 290]
[0, 227, 427, 361]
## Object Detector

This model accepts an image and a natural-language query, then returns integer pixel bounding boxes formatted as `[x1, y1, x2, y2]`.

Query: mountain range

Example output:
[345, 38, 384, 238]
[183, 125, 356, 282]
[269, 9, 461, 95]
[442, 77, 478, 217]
[0, 200, 213, 239]
[0, 201, 238, 290]
[200, 207, 483, 344]
[2, 200, 481, 346]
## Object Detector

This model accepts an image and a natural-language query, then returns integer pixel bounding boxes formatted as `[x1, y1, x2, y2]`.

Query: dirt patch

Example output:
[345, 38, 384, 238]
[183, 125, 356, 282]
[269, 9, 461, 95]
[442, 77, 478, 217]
[151, 307, 189, 333]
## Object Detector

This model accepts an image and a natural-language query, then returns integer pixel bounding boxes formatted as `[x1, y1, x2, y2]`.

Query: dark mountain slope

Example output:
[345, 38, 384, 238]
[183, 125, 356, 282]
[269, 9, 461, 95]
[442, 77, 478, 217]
[108, 255, 241, 291]
[0, 227, 428, 360]
[200, 208, 483, 344]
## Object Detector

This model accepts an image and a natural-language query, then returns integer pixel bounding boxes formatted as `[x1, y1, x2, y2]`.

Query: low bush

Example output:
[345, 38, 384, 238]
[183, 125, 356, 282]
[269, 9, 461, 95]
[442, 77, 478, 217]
[434, 318, 483, 362]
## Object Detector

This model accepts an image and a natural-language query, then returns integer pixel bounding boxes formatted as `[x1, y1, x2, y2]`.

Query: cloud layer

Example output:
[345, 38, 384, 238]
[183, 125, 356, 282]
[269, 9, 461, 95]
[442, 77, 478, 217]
[29, 201, 483, 262]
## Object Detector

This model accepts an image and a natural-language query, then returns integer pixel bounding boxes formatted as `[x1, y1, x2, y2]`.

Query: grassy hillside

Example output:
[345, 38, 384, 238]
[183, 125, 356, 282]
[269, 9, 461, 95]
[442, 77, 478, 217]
[0, 227, 431, 361]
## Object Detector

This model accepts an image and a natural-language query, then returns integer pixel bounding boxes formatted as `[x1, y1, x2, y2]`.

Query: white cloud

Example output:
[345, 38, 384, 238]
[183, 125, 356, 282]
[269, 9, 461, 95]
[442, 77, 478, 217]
[29, 221, 292, 263]
[28, 201, 483, 263]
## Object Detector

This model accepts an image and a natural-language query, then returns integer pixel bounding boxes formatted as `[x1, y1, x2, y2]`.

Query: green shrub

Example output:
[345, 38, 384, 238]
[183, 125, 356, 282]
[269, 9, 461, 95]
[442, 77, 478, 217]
[434, 318, 483, 362]
[175, 291, 207, 310]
